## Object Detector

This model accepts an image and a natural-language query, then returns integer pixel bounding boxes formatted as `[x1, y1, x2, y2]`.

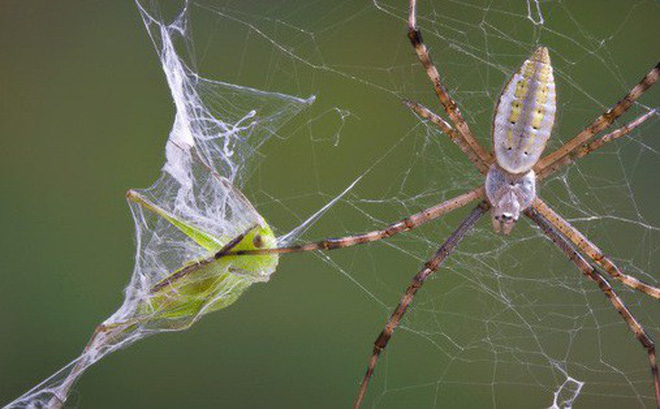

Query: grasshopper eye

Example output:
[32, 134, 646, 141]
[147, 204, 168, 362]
[252, 234, 265, 248]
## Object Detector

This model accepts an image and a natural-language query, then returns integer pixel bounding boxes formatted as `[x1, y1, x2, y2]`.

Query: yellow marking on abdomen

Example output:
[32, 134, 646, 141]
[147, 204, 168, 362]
[522, 61, 536, 79]
[508, 100, 523, 124]
[493, 46, 556, 174]
[537, 63, 551, 82]
[531, 107, 545, 129]
[515, 80, 528, 99]
[535, 85, 549, 105]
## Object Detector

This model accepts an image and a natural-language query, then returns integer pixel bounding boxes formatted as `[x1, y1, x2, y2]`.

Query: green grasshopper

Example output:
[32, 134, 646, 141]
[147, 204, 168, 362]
[127, 189, 278, 320]
[43, 187, 279, 408]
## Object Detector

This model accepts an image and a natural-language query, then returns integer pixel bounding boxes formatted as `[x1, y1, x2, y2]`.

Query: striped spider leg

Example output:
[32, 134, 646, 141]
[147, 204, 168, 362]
[353, 201, 490, 409]
[353, 10, 658, 405]
[531, 198, 660, 299]
[406, 0, 494, 174]
[526, 207, 660, 407]
[536, 109, 658, 181]
[493, 40, 659, 407]
[404, 99, 490, 174]
[527, 108, 660, 300]
[215, 187, 485, 258]
[535, 63, 660, 173]
[215, 1, 659, 406]
[218, 0, 504, 258]
[523, 65, 660, 301]
[492, 46, 659, 405]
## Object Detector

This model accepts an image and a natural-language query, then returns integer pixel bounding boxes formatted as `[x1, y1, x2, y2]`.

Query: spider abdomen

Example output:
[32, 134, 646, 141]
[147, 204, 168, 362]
[493, 46, 556, 174]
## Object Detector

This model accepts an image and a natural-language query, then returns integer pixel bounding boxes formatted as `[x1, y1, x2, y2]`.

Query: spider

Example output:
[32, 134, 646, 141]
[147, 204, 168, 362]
[218, 0, 660, 407]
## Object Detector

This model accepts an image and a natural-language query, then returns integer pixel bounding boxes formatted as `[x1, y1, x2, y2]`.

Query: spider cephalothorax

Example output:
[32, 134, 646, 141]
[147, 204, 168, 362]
[485, 164, 536, 234]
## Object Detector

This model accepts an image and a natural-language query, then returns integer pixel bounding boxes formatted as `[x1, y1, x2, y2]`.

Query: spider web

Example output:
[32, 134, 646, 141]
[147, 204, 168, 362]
[4, 1, 317, 408]
[188, 1, 657, 408]
[5, 1, 658, 408]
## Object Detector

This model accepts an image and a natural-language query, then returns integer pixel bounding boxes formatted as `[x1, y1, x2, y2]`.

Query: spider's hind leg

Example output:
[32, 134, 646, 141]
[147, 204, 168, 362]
[532, 198, 660, 299]
[353, 201, 489, 409]
[526, 206, 660, 407]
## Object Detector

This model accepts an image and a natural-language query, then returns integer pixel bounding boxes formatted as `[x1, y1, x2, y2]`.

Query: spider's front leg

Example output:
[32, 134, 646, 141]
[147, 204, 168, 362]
[536, 109, 658, 181]
[216, 187, 485, 258]
[406, 0, 494, 173]
[536, 62, 659, 174]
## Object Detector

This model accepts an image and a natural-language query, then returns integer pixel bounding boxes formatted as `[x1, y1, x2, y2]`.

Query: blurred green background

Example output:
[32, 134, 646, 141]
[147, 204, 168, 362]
[1, 1, 659, 408]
